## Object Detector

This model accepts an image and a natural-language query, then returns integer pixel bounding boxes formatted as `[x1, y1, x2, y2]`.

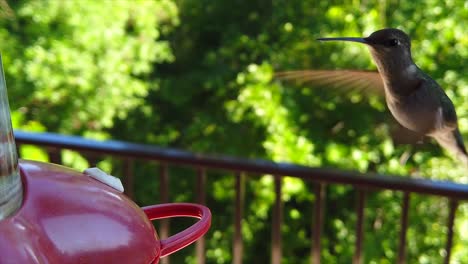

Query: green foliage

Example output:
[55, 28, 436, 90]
[1, 0, 178, 134]
[2, 0, 468, 263]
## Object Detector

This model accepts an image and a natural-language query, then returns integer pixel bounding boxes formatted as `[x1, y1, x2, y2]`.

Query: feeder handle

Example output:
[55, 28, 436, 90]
[142, 203, 211, 258]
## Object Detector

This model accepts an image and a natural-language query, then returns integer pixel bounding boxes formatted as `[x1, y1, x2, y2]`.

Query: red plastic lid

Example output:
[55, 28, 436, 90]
[0, 160, 159, 263]
[0, 160, 211, 264]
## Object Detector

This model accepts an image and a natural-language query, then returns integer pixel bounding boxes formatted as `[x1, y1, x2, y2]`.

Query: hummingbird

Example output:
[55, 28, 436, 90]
[277, 28, 467, 164]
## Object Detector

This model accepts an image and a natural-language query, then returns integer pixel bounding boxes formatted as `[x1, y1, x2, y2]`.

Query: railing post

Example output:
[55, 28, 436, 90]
[46, 147, 62, 164]
[196, 167, 207, 264]
[397, 192, 410, 264]
[271, 175, 283, 264]
[159, 163, 170, 264]
[311, 183, 325, 264]
[83, 151, 101, 167]
[123, 158, 134, 199]
[353, 190, 366, 264]
[15, 143, 21, 159]
[444, 199, 458, 264]
[233, 172, 245, 264]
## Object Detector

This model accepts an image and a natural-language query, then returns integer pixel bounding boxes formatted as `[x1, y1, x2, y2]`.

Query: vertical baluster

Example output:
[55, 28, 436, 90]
[15, 143, 21, 159]
[311, 183, 325, 264]
[196, 167, 207, 264]
[123, 158, 134, 199]
[233, 172, 245, 264]
[47, 147, 62, 164]
[159, 163, 170, 264]
[397, 192, 410, 264]
[353, 190, 366, 264]
[271, 175, 282, 264]
[444, 199, 458, 264]
[83, 151, 100, 167]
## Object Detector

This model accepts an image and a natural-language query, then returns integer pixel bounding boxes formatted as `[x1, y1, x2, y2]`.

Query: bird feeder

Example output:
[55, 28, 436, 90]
[0, 55, 211, 263]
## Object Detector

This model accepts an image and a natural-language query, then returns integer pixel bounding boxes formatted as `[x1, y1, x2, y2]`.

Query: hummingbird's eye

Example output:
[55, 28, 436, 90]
[386, 39, 399, 47]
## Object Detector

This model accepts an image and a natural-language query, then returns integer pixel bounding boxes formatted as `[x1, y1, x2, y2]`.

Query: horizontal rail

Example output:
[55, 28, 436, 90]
[14, 130, 468, 200]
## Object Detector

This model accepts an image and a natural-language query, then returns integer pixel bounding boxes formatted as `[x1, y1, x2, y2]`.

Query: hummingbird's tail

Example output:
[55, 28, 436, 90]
[433, 128, 468, 165]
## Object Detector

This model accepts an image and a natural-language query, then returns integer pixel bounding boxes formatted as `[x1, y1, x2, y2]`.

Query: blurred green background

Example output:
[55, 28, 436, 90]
[1, 0, 467, 263]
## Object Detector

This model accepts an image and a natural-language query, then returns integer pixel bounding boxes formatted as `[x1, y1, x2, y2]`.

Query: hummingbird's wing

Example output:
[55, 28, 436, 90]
[275, 70, 385, 95]
[276, 69, 427, 146]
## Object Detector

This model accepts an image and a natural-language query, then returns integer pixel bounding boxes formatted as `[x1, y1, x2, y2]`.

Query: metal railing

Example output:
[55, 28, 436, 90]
[14, 130, 468, 264]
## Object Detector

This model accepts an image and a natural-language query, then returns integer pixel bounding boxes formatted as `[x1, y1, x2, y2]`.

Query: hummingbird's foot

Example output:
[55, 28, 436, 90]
[399, 149, 412, 165]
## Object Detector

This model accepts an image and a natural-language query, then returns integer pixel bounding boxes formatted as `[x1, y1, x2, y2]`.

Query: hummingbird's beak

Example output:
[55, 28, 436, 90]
[316, 37, 369, 45]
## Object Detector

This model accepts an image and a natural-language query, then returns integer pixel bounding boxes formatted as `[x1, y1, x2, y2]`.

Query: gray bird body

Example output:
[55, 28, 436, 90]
[363, 29, 467, 163]
[383, 64, 467, 164]
[279, 28, 467, 163]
